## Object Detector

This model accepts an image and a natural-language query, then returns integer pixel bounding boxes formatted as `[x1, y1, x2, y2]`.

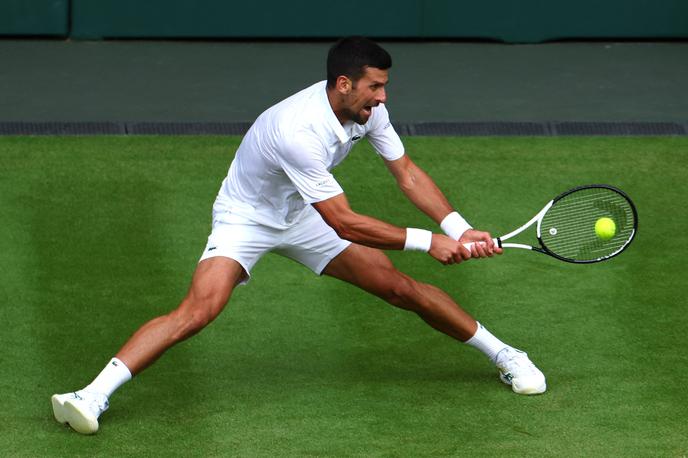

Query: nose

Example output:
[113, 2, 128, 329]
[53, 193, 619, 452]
[376, 87, 387, 104]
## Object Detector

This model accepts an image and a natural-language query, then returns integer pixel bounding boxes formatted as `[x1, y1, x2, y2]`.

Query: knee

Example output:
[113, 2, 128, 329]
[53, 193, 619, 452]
[169, 293, 227, 342]
[382, 274, 421, 310]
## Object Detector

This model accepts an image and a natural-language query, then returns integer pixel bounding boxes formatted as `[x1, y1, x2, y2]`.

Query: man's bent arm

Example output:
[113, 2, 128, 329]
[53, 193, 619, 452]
[384, 154, 498, 255]
[313, 192, 477, 264]
[312, 193, 407, 250]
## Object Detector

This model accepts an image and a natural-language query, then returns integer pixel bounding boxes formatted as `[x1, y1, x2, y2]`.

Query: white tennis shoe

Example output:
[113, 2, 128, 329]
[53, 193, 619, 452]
[495, 347, 547, 395]
[51, 390, 109, 434]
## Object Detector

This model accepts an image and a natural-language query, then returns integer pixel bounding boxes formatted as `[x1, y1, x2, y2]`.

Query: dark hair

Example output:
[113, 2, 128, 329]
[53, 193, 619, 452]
[326, 36, 392, 88]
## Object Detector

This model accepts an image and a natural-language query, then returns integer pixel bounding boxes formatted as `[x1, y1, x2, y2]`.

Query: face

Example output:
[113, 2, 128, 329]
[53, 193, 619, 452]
[340, 67, 388, 125]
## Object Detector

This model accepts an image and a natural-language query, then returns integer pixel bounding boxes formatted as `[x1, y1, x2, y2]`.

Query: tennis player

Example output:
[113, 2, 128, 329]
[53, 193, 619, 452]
[52, 37, 546, 435]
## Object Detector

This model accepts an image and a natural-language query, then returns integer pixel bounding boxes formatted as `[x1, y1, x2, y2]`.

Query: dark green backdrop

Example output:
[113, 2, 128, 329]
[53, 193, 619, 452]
[2, 0, 687, 43]
[0, 0, 68, 36]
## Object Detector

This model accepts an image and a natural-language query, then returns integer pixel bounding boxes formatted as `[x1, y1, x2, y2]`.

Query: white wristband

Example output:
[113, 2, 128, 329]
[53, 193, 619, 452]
[440, 211, 472, 240]
[404, 228, 433, 252]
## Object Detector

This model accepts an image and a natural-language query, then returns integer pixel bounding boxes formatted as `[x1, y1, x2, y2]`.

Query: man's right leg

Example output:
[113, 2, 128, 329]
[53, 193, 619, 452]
[52, 256, 245, 434]
[116, 256, 245, 375]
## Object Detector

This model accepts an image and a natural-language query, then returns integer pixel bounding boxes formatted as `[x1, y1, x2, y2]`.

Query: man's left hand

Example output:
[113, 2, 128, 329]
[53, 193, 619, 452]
[458, 229, 503, 259]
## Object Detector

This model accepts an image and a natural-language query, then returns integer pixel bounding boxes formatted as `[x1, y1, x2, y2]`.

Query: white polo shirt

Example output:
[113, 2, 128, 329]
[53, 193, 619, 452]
[213, 80, 405, 230]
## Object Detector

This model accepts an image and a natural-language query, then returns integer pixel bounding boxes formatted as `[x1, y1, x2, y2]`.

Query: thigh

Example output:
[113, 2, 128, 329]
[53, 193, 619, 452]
[322, 243, 405, 297]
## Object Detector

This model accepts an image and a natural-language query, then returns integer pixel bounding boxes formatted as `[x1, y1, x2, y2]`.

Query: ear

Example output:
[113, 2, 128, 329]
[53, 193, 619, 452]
[335, 75, 353, 95]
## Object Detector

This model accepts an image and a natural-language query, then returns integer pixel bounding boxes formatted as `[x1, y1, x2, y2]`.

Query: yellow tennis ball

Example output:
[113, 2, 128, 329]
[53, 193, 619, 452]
[595, 217, 616, 240]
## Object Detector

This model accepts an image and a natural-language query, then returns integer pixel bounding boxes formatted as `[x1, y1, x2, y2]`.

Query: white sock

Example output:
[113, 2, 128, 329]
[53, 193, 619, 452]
[84, 358, 132, 398]
[465, 322, 509, 363]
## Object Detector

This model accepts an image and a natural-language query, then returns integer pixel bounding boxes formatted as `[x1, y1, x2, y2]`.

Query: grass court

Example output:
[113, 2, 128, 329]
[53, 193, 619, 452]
[1, 135, 686, 456]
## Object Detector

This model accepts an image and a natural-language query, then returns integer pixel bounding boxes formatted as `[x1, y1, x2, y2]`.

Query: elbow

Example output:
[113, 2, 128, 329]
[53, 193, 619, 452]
[398, 181, 413, 195]
[397, 175, 417, 194]
[330, 220, 356, 241]
[312, 200, 361, 242]
[325, 214, 359, 242]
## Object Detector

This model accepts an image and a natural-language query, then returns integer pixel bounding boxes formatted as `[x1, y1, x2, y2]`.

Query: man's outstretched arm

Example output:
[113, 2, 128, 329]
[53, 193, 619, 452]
[384, 154, 500, 254]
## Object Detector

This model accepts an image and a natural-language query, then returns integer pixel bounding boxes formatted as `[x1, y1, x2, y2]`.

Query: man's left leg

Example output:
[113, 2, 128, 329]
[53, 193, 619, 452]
[322, 243, 546, 395]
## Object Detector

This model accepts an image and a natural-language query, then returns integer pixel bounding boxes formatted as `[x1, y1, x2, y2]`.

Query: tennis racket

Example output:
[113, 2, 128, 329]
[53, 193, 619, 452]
[465, 184, 638, 263]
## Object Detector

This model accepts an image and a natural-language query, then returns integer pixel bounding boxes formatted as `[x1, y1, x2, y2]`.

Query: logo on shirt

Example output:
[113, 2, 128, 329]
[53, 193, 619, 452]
[351, 135, 361, 142]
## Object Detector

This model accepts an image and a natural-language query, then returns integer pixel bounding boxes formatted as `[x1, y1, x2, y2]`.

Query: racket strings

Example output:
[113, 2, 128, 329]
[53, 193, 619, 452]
[539, 187, 636, 262]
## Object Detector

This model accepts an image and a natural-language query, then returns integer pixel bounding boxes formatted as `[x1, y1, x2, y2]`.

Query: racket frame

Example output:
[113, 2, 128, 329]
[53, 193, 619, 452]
[489, 184, 638, 264]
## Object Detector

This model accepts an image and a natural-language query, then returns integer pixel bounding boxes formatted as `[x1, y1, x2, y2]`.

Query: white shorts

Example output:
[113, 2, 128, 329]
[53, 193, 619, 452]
[199, 206, 351, 284]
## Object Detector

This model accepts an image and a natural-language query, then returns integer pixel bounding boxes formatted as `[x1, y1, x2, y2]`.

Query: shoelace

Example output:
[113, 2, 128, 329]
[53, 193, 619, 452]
[75, 391, 109, 414]
[498, 350, 538, 376]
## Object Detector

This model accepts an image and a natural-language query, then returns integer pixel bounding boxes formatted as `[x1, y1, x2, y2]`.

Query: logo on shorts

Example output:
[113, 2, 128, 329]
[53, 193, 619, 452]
[351, 135, 361, 142]
[208, 246, 217, 251]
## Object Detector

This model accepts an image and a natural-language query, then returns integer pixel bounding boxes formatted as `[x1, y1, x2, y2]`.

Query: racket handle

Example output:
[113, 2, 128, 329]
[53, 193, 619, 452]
[462, 238, 502, 251]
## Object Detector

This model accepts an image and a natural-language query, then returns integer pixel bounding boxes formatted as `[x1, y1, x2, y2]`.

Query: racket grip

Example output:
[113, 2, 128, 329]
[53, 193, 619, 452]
[462, 238, 501, 251]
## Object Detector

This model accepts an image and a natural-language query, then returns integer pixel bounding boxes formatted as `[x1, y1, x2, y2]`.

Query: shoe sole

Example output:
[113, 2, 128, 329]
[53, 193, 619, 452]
[52, 395, 99, 434]
[499, 372, 547, 395]
[512, 382, 547, 395]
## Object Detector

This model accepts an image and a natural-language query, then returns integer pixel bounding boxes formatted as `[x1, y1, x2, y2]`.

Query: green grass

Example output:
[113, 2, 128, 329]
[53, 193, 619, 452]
[1, 135, 687, 456]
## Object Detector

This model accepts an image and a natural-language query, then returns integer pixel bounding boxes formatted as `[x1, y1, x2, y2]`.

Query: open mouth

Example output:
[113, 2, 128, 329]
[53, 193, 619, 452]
[362, 106, 372, 116]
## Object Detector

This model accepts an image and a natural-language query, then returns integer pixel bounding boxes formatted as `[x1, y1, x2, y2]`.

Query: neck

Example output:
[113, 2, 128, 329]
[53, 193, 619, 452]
[326, 87, 349, 125]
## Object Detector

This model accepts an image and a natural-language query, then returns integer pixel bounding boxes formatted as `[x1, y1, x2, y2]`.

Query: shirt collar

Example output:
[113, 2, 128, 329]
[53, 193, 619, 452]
[318, 81, 350, 145]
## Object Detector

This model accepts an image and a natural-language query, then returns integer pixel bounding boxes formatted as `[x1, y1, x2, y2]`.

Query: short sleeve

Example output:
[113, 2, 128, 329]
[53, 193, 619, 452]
[278, 133, 344, 204]
[366, 104, 405, 161]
